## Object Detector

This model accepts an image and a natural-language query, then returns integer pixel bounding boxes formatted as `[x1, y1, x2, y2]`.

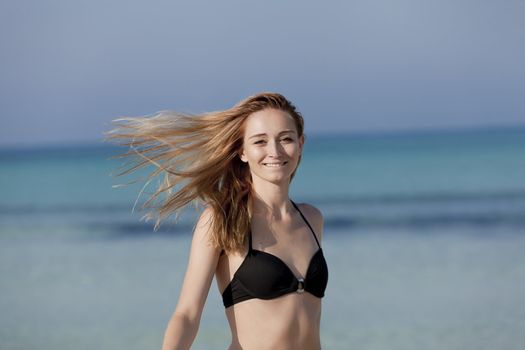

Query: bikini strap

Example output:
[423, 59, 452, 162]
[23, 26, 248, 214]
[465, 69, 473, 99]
[290, 199, 321, 249]
[248, 228, 253, 252]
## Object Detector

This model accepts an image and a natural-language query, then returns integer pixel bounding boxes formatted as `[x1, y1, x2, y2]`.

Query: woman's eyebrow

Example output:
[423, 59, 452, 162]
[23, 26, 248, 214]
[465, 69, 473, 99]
[248, 130, 296, 139]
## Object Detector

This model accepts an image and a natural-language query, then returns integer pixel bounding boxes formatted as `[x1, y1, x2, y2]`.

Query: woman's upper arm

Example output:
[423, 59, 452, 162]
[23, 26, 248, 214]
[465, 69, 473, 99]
[173, 207, 221, 323]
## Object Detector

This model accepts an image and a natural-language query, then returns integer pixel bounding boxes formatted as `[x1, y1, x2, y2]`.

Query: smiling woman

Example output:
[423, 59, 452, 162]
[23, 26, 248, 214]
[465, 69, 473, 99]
[104, 92, 328, 350]
[240, 109, 304, 186]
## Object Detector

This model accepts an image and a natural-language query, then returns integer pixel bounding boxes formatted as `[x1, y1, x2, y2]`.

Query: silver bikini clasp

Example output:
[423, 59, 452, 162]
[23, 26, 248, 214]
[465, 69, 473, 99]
[297, 278, 305, 293]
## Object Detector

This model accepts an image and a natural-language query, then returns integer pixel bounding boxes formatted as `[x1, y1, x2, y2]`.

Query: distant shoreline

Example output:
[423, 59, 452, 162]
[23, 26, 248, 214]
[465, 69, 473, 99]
[1, 122, 525, 151]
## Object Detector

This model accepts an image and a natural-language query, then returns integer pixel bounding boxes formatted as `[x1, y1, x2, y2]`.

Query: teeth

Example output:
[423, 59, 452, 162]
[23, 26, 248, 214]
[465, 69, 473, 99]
[264, 162, 286, 167]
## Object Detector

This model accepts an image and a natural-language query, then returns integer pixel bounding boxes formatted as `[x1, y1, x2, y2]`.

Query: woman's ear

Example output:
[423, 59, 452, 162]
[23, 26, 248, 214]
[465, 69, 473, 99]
[299, 134, 305, 152]
[239, 149, 248, 163]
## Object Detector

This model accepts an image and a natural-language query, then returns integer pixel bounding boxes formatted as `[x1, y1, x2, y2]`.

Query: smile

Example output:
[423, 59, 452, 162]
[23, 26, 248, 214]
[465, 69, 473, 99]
[263, 161, 288, 167]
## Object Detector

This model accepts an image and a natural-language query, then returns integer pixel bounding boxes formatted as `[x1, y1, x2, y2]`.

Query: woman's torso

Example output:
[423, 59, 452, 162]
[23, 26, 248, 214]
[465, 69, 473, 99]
[215, 201, 327, 350]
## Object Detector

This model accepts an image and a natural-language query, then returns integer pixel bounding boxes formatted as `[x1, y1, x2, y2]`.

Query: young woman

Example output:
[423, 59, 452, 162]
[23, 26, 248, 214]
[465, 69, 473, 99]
[106, 92, 329, 349]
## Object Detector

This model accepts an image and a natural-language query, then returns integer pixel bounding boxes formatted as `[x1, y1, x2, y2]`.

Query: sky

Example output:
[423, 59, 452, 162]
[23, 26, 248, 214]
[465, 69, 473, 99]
[0, 0, 524, 147]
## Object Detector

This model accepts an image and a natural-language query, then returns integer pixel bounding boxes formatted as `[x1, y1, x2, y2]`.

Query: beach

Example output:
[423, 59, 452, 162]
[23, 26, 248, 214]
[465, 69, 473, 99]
[1, 127, 525, 349]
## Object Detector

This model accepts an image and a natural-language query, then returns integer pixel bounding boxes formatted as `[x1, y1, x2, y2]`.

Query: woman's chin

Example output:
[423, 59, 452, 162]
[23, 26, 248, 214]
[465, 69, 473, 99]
[265, 174, 293, 186]
[251, 172, 291, 186]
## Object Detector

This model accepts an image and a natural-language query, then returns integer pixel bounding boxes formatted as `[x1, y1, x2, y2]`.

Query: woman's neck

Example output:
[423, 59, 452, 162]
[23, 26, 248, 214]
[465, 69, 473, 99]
[250, 181, 293, 220]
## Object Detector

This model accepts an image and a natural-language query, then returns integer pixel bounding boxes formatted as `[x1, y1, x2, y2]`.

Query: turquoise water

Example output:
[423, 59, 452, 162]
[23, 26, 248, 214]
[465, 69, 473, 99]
[1, 126, 525, 349]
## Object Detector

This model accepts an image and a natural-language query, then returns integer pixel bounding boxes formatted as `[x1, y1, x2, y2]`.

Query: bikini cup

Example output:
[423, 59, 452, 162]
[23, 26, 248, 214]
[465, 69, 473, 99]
[221, 200, 329, 308]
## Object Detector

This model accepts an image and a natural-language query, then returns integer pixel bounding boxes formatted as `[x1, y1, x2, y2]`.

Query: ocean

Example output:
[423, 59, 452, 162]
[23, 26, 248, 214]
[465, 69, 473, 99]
[1, 126, 524, 349]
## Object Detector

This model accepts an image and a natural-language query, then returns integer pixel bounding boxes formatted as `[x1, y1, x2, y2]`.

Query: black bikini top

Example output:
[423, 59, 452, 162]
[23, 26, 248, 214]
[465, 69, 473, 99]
[221, 200, 329, 308]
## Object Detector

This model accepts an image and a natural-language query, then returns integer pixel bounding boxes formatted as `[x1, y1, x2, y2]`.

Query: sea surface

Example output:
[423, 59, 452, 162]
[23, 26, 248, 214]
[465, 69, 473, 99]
[1, 126, 525, 349]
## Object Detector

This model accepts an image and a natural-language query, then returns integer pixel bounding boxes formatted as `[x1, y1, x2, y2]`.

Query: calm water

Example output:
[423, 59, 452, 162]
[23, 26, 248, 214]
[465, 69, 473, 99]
[1, 126, 525, 349]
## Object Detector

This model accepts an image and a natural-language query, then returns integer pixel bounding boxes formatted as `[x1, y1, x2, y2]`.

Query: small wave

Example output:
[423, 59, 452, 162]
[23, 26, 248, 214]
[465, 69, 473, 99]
[83, 221, 195, 238]
[304, 189, 525, 205]
[2, 189, 525, 215]
[0, 203, 135, 215]
[324, 212, 525, 230]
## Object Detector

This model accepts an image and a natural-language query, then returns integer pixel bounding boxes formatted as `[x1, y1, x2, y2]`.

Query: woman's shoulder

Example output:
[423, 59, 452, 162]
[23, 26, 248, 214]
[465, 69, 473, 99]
[295, 201, 324, 239]
[193, 205, 216, 239]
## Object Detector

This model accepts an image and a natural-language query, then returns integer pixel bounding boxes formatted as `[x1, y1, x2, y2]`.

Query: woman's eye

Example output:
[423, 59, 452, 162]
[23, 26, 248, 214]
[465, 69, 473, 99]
[253, 137, 293, 145]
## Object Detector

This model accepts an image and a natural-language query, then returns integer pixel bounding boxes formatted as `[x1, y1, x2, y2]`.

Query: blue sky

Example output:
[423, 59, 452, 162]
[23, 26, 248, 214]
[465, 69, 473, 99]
[1, 0, 524, 147]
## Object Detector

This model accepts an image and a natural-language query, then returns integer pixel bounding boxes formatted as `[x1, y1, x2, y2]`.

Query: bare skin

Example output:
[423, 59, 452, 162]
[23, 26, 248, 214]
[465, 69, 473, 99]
[161, 109, 325, 350]
[217, 201, 324, 350]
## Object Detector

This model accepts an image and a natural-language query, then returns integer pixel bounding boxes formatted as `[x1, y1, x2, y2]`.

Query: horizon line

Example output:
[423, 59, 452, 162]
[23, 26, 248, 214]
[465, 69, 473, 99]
[1, 122, 525, 151]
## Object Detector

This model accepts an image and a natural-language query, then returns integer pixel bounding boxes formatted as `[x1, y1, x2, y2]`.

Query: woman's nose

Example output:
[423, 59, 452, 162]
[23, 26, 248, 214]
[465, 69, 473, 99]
[267, 140, 282, 156]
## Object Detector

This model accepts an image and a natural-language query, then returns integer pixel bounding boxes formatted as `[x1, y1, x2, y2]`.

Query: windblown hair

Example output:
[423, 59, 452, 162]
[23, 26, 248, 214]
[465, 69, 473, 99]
[104, 92, 305, 253]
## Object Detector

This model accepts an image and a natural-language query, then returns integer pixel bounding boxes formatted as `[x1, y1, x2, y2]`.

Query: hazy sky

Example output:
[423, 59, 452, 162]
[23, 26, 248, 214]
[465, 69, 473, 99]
[1, 0, 524, 147]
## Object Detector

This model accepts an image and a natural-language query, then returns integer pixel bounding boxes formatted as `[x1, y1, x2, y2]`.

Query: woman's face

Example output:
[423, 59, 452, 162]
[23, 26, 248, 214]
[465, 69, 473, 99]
[240, 108, 304, 185]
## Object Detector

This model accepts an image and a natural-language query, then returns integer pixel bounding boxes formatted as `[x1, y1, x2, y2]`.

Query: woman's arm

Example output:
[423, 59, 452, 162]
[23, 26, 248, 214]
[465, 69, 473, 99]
[161, 207, 221, 350]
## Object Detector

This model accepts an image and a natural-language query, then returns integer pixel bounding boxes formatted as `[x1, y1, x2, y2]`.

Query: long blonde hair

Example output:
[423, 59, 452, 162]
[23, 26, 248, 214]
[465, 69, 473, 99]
[104, 92, 305, 252]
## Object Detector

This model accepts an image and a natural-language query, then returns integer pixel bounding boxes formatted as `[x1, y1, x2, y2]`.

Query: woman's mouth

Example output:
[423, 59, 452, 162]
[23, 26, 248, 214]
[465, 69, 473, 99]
[262, 161, 288, 167]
